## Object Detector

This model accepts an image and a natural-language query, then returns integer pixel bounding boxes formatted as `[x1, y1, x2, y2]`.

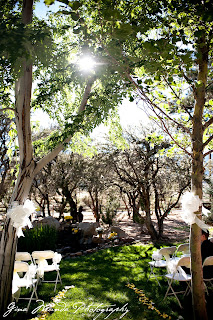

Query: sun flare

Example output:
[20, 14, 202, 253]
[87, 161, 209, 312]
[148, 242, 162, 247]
[78, 56, 96, 73]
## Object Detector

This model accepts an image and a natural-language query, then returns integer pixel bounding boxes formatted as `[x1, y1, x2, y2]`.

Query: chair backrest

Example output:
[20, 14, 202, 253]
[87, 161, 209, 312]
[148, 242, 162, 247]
[14, 261, 29, 273]
[160, 246, 176, 259]
[176, 243, 190, 255]
[203, 256, 213, 267]
[32, 250, 55, 261]
[177, 256, 191, 269]
[15, 252, 32, 262]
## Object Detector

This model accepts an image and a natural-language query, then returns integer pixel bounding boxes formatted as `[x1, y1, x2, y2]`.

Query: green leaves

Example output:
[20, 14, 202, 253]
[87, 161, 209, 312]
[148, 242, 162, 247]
[44, 0, 56, 5]
[70, 1, 82, 11]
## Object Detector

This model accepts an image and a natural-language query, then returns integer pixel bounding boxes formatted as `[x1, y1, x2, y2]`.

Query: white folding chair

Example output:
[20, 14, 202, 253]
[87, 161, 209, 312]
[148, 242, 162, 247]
[148, 246, 176, 286]
[175, 243, 190, 258]
[12, 261, 38, 311]
[202, 256, 213, 295]
[32, 250, 62, 292]
[15, 252, 33, 263]
[164, 256, 191, 308]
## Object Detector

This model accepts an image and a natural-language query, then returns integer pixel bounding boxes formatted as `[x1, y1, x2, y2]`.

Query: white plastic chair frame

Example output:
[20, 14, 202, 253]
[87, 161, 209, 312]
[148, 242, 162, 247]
[12, 261, 38, 311]
[202, 256, 213, 295]
[164, 256, 191, 309]
[148, 246, 176, 286]
[32, 250, 62, 292]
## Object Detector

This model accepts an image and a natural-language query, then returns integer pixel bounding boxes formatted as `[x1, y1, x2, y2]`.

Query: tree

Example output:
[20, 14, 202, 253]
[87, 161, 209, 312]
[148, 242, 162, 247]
[81, 153, 109, 222]
[50, 153, 85, 221]
[0, 0, 128, 313]
[71, 1, 212, 318]
[107, 129, 190, 240]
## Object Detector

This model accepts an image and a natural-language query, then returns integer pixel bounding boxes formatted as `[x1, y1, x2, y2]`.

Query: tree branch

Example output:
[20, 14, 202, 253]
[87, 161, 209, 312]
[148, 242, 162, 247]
[78, 76, 96, 113]
[34, 78, 95, 175]
[0, 107, 16, 113]
[203, 135, 213, 149]
[147, 104, 193, 157]
[203, 116, 213, 130]
[204, 149, 213, 157]
[178, 65, 196, 95]
[100, 40, 191, 136]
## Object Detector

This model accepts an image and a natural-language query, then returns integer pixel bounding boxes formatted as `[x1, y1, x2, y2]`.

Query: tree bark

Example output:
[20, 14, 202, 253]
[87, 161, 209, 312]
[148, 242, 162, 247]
[190, 35, 208, 320]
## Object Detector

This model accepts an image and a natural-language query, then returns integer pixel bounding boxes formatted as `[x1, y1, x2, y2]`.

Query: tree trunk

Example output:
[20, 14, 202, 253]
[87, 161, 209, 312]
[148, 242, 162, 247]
[46, 194, 51, 216]
[0, 168, 35, 314]
[190, 35, 208, 320]
[158, 218, 164, 239]
[0, 0, 34, 314]
[143, 191, 158, 241]
[132, 196, 140, 222]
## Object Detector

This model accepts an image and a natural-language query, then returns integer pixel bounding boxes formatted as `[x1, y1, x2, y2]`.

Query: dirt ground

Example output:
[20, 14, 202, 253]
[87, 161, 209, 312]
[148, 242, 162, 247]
[83, 208, 190, 244]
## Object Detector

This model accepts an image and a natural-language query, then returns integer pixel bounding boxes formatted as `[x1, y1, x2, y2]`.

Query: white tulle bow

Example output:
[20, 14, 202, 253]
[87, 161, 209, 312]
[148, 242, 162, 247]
[167, 260, 178, 274]
[152, 250, 162, 261]
[36, 259, 48, 277]
[181, 192, 209, 232]
[7, 200, 35, 237]
[53, 252, 62, 264]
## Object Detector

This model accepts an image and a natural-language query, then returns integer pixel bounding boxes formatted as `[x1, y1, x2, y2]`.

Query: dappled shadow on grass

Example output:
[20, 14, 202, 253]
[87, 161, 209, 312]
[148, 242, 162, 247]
[57, 245, 188, 320]
[9, 244, 210, 320]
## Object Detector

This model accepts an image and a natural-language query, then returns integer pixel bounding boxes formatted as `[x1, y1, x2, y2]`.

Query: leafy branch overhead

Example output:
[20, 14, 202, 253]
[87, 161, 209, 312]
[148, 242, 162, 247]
[63, 0, 212, 156]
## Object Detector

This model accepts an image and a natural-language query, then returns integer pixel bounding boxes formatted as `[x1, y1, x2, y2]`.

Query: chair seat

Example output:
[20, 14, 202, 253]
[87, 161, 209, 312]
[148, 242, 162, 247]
[13, 278, 37, 290]
[42, 264, 60, 272]
[149, 260, 167, 267]
[165, 273, 191, 282]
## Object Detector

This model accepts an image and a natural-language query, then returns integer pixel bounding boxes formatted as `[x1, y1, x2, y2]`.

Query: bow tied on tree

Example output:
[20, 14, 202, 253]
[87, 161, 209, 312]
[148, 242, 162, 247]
[7, 200, 35, 237]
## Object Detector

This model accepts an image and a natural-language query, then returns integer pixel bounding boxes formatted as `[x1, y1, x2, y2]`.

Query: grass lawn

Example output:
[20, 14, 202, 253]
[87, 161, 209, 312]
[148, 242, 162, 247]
[7, 244, 212, 320]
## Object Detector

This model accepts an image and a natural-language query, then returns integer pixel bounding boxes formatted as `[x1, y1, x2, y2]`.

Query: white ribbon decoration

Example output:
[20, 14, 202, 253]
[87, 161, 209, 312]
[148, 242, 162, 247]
[181, 192, 210, 232]
[152, 250, 162, 261]
[7, 200, 35, 237]
[53, 252, 62, 264]
[25, 264, 37, 286]
[36, 259, 48, 278]
[167, 260, 178, 274]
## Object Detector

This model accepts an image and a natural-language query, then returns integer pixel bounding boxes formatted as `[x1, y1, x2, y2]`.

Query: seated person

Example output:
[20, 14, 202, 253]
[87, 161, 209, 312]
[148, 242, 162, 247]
[201, 229, 213, 279]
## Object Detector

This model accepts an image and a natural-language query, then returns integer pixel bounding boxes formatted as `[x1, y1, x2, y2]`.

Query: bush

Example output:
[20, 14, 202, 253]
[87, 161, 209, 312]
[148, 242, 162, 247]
[17, 224, 58, 253]
[101, 195, 120, 226]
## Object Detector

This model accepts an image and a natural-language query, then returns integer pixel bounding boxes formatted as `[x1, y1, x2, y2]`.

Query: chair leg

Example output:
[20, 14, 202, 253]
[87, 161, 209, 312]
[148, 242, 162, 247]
[164, 279, 183, 309]
[54, 272, 59, 292]
[26, 284, 37, 311]
[203, 282, 209, 295]
[184, 282, 191, 296]
[164, 279, 173, 300]
[170, 285, 183, 309]
[147, 265, 153, 280]
[59, 271, 62, 284]
[148, 265, 161, 286]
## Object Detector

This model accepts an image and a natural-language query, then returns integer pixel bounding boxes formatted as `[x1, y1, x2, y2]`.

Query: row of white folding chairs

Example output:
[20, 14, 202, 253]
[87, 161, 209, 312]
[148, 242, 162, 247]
[13, 250, 62, 310]
[148, 245, 213, 308]
[148, 244, 190, 285]
[164, 255, 213, 308]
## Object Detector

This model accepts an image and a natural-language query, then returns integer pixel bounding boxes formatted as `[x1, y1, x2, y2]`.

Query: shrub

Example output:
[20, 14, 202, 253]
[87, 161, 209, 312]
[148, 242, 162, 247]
[101, 195, 120, 226]
[17, 224, 58, 253]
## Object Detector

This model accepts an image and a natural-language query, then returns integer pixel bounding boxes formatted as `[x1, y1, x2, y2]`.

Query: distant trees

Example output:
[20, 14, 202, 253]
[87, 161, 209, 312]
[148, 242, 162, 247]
[29, 128, 191, 241]
[31, 153, 86, 220]
[106, 130, 191, 240]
